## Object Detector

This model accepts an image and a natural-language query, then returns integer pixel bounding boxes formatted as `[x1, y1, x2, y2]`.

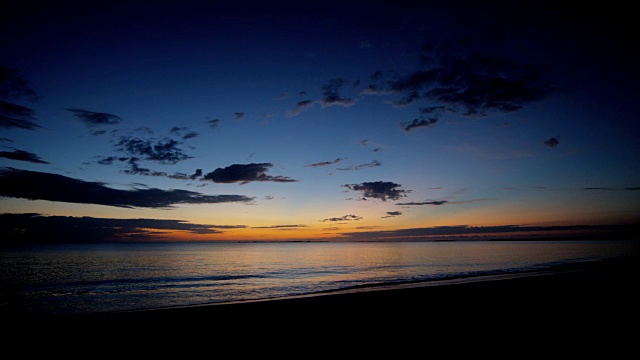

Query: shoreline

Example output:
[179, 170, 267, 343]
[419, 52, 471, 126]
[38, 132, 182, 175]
[45, 255, 639, 321]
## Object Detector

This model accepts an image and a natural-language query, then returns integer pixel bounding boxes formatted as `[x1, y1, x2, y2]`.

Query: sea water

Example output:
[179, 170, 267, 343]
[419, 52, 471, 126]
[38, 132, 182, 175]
[1, 240, 638, 315]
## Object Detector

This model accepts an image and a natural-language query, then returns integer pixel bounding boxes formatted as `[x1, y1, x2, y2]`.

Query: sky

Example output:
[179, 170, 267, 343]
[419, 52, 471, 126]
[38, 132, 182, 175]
[1, 0, 639, 242]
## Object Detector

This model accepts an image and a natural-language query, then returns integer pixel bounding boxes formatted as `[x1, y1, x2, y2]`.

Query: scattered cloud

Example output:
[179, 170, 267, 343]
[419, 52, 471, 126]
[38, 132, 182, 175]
[116, 136, 191, 164]
[202, 163, 298, 184]
[66, 108, 123, 126]
[320, 78, 356, 107]
[305, 157, 345, 167]
[321, 214, 363, 222]
[0, 167, 254, 208]
[234, 112, 245, 120]
[0, 148, 48, 164]
[342, 181, 409, 201]
[360, 39, 556, 129]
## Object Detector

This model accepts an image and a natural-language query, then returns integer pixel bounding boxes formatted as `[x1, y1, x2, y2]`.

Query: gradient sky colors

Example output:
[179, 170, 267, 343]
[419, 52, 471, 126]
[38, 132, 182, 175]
[1, 0, 638, 242]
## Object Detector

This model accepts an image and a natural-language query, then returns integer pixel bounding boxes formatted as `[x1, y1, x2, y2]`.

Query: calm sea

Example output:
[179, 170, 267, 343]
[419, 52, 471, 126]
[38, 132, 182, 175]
[1, 240, 638, 315]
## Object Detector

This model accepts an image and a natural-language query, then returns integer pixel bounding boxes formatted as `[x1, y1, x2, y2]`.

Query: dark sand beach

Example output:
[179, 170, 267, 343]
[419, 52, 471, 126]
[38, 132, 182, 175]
[17, 255, 637, 347]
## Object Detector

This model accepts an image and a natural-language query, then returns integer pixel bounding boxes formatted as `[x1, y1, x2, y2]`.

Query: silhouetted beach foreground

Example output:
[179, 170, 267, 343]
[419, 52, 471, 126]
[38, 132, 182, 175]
[21, 255, 637, 346]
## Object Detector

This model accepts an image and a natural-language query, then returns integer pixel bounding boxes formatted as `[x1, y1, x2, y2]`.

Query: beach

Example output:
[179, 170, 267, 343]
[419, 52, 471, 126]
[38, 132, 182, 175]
[16, 255, 636, 347]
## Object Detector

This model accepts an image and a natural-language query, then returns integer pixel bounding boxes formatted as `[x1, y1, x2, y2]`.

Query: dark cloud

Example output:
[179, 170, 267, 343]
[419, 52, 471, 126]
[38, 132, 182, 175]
[396, 200, 448, 206]
[0, 67, 41, 130]
[0, 167, 254, 208]
[0, 213, 247, 243]
[381, 211, 402, 218]
[339, 224, 638, 241]
[321, 214, 363, 222]
[0, 100, 41, 130]
[0, 138, 13, 142]
[342, 181, 408, 201]
[584, 187, 640, 191]
[320, 78, 356, 107]
[66, 108, 123, 126]
[116, 136, 191, 164]
[397, 110, 447, 129]
[0, 148, 48, 164]
[234, 112, 245, 120]
[394, 48, 552, 113]
[544, 137, 560, 147]
[96, 156, 129, 165]
[202, 163, 297, 184]
[363, 38, 556, 128]
[0, 67, 37, 101]
[207, 119, 221, 129]
[337, 160, 382, 171]
[305, 157, 345, 167]
[91, 130, 107, 136]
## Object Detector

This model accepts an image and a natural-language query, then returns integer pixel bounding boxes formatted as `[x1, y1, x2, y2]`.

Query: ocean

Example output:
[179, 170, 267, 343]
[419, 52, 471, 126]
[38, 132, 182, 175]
[1, 240, 638, 316]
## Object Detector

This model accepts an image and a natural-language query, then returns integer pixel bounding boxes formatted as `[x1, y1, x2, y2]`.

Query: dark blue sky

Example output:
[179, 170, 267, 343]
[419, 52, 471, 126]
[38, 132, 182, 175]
[1, 0, 638, 242]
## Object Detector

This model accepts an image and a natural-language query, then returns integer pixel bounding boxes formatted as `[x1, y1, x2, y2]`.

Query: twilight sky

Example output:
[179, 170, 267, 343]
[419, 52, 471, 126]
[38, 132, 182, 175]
[1, 0, 639, 242]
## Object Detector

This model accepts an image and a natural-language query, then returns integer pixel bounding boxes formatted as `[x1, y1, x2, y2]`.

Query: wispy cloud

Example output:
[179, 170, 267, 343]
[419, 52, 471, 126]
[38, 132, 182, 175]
[286, 99, 316, 117]
[202, 163, 298, 184]
[337, 160, 381, 171]
[584, 187, 640, 191]
[305, 157, 346, 168]
[0, 67, 40, 130]
[252, 224, 307, 229]
[342, 181, 409, 201]
[396, 200, 448, 206]
[170, 126, 199, 140]
[66, 108, 123, 126]
[207, 119, 221, 129]
[0, 167, 254, 208]
[0, 148, 48, 164]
